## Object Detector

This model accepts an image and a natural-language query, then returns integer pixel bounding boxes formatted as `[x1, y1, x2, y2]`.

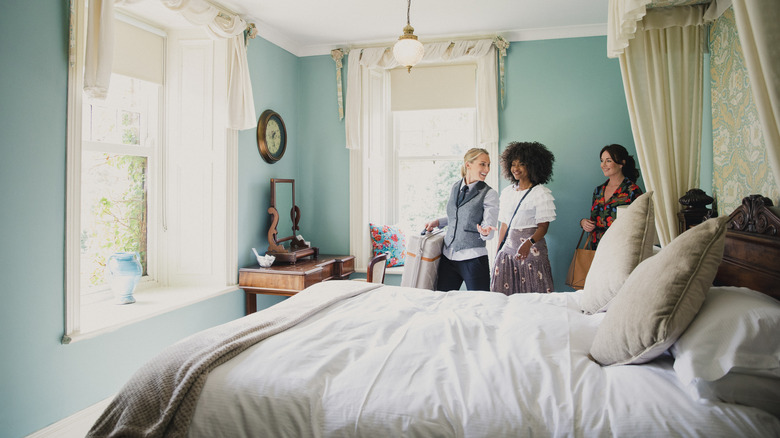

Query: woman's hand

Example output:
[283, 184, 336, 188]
[477, 224, 496, 236]
[515, 239, 532, 260]
[424, 220, 440, 232]
[580, 218, 596, 232]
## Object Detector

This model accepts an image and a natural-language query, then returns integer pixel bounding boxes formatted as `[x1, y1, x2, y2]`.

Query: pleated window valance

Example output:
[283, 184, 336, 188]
[334, 37, 509, 150]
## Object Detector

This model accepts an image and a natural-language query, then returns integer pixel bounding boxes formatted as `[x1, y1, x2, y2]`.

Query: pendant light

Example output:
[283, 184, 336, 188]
[392, 0, 424, 73]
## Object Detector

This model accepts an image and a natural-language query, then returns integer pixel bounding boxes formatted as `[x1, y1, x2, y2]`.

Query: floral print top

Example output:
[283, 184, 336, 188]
[589, 177, 643, 248]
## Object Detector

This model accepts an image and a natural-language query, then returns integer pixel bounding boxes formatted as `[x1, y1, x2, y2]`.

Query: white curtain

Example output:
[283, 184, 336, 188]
[83, 0, 115, 98]
[613, 5, 709, 245]
[607, 1, 737, 245]
[84, 0, 256, 130]
[731, 0, 780, 193]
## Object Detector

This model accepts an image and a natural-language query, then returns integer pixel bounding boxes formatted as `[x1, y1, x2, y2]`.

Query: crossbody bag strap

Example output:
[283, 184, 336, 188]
[498, 185, 534, 251]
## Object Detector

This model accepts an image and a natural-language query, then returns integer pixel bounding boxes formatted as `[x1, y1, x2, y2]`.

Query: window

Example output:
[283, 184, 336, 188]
[80, 75, 158, 299]
[65, 3, 238, 342]
[393, 108, 477, 235]
[350, 63, 494, 271]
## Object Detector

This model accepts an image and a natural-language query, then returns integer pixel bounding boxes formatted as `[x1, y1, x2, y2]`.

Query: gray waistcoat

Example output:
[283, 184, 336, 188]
[444, 180, 489, 252]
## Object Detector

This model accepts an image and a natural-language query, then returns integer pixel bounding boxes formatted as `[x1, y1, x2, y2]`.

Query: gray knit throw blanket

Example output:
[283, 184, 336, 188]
[87, 281, 382, 438]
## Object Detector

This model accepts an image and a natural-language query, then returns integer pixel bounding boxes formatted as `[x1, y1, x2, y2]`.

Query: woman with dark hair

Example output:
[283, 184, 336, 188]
[580, 144, 643, 248]
[491, 141, 556, 295]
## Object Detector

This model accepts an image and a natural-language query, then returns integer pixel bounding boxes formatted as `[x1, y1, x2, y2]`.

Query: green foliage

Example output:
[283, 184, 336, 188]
[86, 154, 147, 286]
[398, 159, 461, 234]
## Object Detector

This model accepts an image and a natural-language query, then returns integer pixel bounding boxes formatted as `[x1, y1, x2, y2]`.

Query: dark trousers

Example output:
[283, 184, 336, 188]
[436, 255, 491, 291]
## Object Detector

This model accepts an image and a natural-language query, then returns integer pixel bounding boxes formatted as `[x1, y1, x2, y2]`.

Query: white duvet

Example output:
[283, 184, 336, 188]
[189, 283, 780, 437]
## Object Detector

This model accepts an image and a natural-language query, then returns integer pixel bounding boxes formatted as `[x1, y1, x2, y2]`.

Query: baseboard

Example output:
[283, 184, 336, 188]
[26, 396, 112, 438]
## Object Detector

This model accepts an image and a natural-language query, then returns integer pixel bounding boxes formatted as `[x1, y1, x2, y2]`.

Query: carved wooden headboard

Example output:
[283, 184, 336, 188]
[713, 194, 780, 301]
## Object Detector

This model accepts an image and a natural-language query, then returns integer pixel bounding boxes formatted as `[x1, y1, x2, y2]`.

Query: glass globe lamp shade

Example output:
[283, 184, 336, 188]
[393, 27, 424, 72]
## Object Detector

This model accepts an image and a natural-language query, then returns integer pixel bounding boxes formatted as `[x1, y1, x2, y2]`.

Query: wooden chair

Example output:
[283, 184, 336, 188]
[366, 253, 388, 284]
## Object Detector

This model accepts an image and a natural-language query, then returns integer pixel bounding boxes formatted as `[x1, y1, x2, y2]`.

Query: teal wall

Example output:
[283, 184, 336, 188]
[297, 55, 352, 254]
[498, 37, 637, 289]
[240, 37, 301, 311]
[0, 3, 714, 436]
[0, 2, 292, 436]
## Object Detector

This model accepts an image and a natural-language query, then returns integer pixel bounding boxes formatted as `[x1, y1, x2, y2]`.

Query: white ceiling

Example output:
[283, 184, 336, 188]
[119, 0, 610, 57]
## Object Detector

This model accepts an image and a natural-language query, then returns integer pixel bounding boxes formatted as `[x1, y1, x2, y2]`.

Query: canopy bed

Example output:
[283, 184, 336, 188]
[87, 195, 780, 437]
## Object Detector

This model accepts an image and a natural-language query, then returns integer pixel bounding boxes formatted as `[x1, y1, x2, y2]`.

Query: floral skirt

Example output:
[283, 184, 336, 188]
[490, 227, 554, 295]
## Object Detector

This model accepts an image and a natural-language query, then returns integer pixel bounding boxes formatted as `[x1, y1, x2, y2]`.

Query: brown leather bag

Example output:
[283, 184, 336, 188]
[565, 231, 595, 290]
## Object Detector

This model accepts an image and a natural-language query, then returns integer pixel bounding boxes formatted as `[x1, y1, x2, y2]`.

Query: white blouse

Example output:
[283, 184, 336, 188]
[498, 184, 556, 230]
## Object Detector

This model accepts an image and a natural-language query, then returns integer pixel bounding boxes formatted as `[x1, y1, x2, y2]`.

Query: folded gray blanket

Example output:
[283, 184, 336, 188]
[87, 281, 382, 438]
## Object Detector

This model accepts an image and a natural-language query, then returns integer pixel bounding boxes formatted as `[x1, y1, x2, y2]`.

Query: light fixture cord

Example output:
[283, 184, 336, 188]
[407, 0, 411, 25]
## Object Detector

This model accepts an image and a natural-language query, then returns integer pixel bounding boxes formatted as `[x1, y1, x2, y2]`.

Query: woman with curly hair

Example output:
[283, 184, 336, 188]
[579, 144, 643, 249]
[491, 141, 556, 295]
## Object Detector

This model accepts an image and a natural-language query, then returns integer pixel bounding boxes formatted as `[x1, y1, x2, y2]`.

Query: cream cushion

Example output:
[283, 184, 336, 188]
[580, 191, 656, 314]
[589, 215, 729, 366]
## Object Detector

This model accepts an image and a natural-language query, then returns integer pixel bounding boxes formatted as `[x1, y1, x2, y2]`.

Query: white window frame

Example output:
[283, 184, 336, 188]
[64, 2, 238, 343]
[349, 67, 391, 272]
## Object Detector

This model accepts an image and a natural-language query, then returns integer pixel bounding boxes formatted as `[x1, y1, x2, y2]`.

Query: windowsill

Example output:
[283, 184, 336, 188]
[63, 284, 239, 344]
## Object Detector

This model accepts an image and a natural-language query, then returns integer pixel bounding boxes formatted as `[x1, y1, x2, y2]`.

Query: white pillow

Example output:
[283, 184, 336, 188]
[685, 370, 780, 418]
[580, 191, 655, 314]
[671, 286, 780, 383]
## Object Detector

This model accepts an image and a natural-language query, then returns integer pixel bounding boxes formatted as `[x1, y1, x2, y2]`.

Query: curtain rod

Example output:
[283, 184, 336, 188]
[215, 11, 257, 38]
[343, 34, 508, 53]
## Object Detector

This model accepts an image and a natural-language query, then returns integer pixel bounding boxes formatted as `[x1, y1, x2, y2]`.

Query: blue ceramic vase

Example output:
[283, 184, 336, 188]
[107, 252, 142, 304]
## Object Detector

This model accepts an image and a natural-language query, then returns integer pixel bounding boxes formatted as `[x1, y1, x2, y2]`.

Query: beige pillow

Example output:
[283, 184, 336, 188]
[580, 191, 656, 314]
[589, 215, 730, 366]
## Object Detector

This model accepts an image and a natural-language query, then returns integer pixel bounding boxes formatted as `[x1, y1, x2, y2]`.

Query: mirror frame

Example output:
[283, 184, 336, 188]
[267, 178, 317, 263]
[267, 178, 296, 250]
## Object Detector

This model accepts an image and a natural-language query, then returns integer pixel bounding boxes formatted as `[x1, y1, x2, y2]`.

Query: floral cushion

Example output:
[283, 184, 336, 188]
[369, 223, 406, 267]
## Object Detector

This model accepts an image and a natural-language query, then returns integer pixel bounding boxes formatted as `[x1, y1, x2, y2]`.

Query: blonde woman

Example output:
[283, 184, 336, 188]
[424, 148, 499, 291]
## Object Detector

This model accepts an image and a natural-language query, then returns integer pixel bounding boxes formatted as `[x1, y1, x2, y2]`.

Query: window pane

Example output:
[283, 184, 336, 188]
[397, 159, 462, 234]
[85, 75, 150, 146]
[80, 151, 148, 293]
[395, 107, 476, 235]
[396, 108, 476, 157]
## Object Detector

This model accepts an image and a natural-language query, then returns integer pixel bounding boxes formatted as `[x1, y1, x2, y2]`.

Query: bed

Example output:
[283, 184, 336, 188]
[88, 195, 780, 437]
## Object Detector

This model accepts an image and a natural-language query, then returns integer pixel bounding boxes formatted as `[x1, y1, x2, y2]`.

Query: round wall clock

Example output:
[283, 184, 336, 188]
[257, 109, 287, 163]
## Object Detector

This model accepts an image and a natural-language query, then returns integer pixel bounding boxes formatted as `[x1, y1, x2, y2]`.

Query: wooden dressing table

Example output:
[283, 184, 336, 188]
[239, 254, 355, 314]
[242, 179, 354, 314]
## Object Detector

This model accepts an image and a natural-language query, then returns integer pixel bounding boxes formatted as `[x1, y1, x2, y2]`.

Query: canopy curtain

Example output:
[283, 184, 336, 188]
[608, 2, 717, 246]
[731, 0, 780, 194]
[610, 0, 780, 199]
[84, 0, 256, 129]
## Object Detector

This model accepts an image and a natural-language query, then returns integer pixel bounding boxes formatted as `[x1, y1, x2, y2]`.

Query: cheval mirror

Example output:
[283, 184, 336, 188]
[267, 178, 318, 263]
